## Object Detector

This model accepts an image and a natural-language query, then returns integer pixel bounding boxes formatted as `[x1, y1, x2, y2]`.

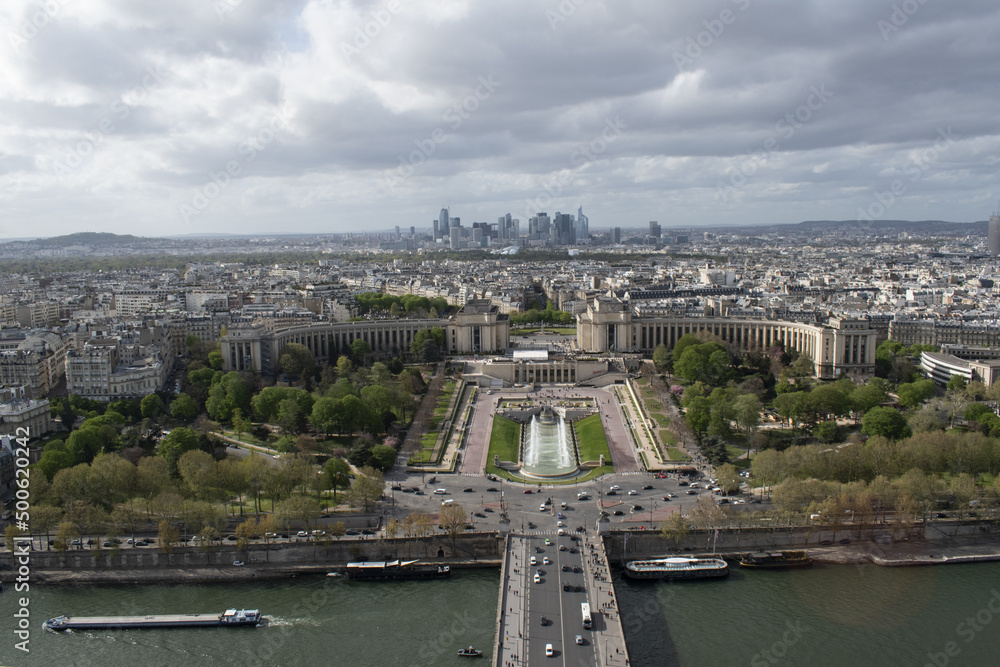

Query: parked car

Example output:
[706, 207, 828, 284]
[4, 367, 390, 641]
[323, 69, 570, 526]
[233, 561, 245, 566]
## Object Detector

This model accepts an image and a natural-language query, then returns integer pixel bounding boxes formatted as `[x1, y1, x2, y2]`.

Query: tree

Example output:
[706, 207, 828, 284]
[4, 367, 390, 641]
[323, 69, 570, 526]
[896, 379, 936, 409]
[278, 342, 316, 378]
[231, 407, 248, 441]
[369, 444, 397, 471]
[659, 513, 690, 547]
[733, 394, 761, 437]
[140, 393, 165, 420]
[715, 463, 742, 495]
[335, 355, 353, 377]
[235, 517, 260, 550]
[170, 393, 199, 423]
[158, 520, 180, 555]
[439, 503, 468, 542]
[851, 381, 888, 418]
[350, 339, 372, 363]
[652, 344, 670, 371]
[946, 375, 968, 393]
[274, 495, 322, 533]
[323, 458, 352, 501]
[861, 407, 912, 441]
[346, 466, 384, 511]
[158, 427, 202, 473]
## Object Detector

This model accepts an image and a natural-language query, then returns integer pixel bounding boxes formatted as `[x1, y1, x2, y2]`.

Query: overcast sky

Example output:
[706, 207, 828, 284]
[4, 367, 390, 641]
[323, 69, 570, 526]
[2, 0, 999, 238]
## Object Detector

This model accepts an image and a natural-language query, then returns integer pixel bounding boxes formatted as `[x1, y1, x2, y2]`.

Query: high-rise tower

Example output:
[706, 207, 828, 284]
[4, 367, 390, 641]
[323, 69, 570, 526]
[990, 209, 1000, 255]
[439, 208, 450, 237]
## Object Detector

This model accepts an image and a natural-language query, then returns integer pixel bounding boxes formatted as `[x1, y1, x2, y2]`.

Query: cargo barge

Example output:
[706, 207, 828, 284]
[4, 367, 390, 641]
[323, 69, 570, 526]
[739, 550, 813, 569]
[43, 608, 262, 631]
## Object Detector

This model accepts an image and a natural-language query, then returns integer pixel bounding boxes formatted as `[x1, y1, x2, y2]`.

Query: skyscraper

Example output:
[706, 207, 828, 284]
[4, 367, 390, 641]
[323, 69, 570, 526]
[649, 221, 662, 238]
[439, 208, 450, 237]
[612, 227, 621, 244]
[990, 211, 1000, 255]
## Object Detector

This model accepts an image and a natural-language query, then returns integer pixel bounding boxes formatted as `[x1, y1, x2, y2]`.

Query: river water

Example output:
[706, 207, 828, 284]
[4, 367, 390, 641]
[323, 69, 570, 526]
[3, 563, 999, 667]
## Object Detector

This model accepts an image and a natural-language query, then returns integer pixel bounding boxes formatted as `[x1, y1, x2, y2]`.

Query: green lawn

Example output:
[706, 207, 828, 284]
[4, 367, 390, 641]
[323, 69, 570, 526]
[575, 414, 612, 463]
[659, 429, 678, 445]
[489, 416, 521, 463]
[650, 411, 669, 427]
[666, 447, 690, 461]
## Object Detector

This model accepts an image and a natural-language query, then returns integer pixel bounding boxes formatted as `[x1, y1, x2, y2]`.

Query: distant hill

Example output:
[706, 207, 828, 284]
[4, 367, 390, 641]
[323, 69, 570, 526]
[714, 219, 987, 235]
[29, 232, 148, 247]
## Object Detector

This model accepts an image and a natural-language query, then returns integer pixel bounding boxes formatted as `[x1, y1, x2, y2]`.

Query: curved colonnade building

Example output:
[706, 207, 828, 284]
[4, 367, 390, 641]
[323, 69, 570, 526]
[576, 297, 876, 380]
[220, 300, 509, 375]
[221, 296, 877, 381]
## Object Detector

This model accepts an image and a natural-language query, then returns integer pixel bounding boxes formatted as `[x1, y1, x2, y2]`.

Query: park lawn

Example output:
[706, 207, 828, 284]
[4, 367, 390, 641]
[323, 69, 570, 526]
[650, 411, 669, 427]
[659, 429, 678, 446]
[489, 415, 521, 463]
[725, 444, 749, 461]
[666, 447, 689, 461]
[575, 414, 612, 463]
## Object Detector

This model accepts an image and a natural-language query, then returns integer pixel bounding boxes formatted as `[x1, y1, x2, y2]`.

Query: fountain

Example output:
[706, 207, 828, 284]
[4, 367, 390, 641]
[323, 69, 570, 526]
[521, 406, 578, 478]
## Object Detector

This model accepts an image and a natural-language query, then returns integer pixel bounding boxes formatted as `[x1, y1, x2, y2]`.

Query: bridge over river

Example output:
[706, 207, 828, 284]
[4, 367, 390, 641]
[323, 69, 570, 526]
[494, 531, 629, 666]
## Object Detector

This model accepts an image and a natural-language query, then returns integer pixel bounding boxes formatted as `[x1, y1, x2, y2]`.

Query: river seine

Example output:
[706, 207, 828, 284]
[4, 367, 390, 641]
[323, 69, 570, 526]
[3, 563, 1000, 666]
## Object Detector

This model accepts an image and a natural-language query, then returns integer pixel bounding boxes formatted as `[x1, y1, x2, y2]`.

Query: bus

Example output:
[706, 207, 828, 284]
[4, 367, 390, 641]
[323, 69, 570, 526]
[581, 602, 592, 630]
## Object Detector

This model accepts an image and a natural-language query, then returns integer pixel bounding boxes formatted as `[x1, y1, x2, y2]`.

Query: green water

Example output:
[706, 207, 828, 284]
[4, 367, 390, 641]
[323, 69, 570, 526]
[617, 561, 1000, 667]
[3, 563, 1000, 667]
[0, 571, 499, 667]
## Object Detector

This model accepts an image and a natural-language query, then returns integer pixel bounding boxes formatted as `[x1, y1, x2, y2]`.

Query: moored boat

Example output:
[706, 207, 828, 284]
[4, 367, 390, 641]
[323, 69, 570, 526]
[346, 560, 451, 581]
[739, 550, 813, 569]
[623, 556, 729, 581]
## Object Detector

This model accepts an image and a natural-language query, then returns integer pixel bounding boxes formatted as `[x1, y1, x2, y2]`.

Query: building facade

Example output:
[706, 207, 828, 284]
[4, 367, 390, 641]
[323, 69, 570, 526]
[220, 301, 510, 376]
[577, 297, 877, 379]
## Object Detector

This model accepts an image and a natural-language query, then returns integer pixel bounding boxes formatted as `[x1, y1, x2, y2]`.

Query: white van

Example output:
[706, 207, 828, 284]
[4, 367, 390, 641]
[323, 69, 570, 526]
[441, 499, 454, 506]
[433, 488, 447, 495]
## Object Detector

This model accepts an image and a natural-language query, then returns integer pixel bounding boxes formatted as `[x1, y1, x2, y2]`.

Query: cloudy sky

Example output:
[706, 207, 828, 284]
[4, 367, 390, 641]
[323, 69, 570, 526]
[2, 0, 999, 238]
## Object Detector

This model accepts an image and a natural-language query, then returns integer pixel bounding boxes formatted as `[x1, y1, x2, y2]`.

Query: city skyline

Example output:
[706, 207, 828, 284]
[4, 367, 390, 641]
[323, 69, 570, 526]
[2, 1, 999, 237]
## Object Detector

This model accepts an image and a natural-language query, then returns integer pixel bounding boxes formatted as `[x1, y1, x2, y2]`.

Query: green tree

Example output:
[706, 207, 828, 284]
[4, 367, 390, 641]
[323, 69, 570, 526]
[370, 444, 397, 471]
[158, 427, 202, 473]
[323, 458, 352, 501]
[715, 463, 742, 495]
[346, 466, 384, 511]
[208, 350, 224, 371]
[170, 393, 199, 423]
[946, 375, 967, 393]
[861, 407, 912, 440]
[652, 344, 670, 371]
[896, 379, 936, 409]
[140, 394, 165, 420]
[658, 513, 690, 547]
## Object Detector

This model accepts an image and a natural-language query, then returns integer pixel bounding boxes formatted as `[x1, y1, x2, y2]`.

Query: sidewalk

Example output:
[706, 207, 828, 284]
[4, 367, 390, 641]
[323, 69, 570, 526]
[583, 535, 631, 666]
